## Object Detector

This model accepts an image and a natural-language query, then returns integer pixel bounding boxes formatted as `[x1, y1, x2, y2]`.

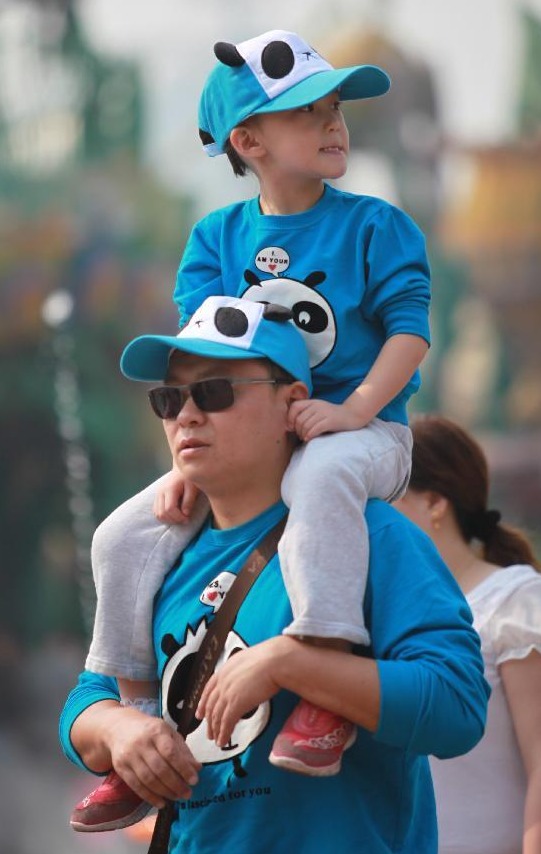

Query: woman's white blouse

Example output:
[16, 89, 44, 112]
[430, 564, 541, 854]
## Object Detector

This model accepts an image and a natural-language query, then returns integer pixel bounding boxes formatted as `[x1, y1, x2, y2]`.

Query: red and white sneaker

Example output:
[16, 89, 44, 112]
[269, 700, 356, 777]
[70, 770, 151, 832]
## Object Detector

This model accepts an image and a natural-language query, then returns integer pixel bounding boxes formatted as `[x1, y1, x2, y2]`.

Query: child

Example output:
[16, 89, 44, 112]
[71, 30, 430, 833]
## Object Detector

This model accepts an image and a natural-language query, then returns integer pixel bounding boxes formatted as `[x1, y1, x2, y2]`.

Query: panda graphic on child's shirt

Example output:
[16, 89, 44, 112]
[242, 256, 337, 369]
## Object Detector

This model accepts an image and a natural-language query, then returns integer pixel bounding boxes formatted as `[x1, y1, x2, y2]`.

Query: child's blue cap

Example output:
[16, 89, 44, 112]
[120, 295, 313, 393]
[199, 29, 391, 156]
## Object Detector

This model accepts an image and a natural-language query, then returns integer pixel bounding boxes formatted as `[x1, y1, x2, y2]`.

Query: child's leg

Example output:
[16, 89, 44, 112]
[270, 420, 411, 777]
[86, 473, 209, 683]
[279, 419, 411, 645]
[72, 475, 209, 834]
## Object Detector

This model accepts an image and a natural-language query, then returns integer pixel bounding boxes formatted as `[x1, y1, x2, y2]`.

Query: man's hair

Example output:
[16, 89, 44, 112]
[262, 358, 296, 385]
[224, 137, 248, 177]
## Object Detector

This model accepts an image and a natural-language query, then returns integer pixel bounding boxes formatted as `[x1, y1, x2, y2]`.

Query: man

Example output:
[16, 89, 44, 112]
[60, 296, 489, 853]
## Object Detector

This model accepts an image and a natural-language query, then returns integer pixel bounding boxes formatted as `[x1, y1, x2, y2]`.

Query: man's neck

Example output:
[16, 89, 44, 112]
[209, 486, 283, 530]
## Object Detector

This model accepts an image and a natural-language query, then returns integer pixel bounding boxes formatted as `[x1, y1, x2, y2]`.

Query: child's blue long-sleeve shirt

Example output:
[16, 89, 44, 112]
[173, 185, 431, 423]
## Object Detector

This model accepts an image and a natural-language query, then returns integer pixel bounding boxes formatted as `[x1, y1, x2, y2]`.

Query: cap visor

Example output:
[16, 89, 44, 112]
[121, 334, 267, 382]
[254, 65, 390, 115]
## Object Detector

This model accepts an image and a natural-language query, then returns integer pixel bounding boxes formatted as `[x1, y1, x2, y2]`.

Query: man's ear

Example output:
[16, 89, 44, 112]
[286, 381, 310, 404]
[230, 124, 265, 161]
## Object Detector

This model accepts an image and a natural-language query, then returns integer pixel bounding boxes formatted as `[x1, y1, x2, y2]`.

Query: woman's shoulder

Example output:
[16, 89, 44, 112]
[469, 564, 541, 609]
[470, 565, 541, 663]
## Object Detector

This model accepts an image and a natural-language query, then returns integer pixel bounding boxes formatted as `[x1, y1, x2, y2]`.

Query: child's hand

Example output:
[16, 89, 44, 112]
[153, 468, 200, 524]
[288, 399, 368, 441]
[195, 639, 282, 748]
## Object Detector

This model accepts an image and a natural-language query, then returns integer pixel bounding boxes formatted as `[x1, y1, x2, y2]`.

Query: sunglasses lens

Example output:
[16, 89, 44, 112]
[148, 387, 183, 419]
[148, 379, 235, 418]
[192, 378, 234, 412]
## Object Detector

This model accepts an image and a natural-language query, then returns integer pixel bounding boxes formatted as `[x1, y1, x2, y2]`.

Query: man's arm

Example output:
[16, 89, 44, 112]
[197, 636, 379, 747]
[198, 503, 489, 756]
[59, 671, 201, 809]
[366, 505, 489, 757]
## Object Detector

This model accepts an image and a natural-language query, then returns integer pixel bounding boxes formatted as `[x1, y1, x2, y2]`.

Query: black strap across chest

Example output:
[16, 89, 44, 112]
[147, 514, 287, 854]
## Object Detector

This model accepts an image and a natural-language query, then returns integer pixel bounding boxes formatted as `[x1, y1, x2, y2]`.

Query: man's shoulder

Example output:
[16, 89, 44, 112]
[365, 500, 455, 591]
[365, 498, 413, 536]
[365, 500, 443, 566]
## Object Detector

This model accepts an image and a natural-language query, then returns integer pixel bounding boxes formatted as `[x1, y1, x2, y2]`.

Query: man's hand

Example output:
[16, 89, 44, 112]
[195, 640, 282, 748]
[153, 468, 200, 524]
[288, 399, 368, 441]
[101, 706, 201, 808]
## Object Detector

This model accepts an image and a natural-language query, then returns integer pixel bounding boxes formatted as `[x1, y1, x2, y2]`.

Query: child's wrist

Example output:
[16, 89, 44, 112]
[342, 395, 373, 428]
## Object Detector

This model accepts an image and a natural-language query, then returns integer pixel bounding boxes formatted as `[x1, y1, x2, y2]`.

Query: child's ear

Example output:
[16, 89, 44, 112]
[230, 124, 265, 160]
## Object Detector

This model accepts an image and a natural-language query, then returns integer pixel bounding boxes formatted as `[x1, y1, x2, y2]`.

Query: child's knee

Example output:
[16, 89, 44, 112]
[91, 511, 126, 571]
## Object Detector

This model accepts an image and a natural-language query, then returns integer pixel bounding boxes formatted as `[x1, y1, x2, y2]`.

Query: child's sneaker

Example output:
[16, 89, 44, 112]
[70, 770, 151, 832]
[269, 699, 356, 777]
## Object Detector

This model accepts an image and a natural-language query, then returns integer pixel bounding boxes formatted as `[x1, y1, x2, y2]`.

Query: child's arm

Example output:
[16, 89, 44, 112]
[289, 333, 428, 442]
[173, 216, 224, 326]
[153, 466, 201, 524]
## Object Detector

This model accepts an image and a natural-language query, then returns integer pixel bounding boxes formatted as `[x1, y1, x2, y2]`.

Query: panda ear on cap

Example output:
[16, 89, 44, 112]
[214, 41, 245, 67]
[262, 303, 293, 323]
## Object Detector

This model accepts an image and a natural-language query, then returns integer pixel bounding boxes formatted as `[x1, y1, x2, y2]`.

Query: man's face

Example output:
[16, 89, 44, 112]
[162, 353, 299, 501]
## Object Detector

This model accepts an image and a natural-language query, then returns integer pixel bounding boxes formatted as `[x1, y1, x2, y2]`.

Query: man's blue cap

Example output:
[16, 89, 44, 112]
[120, 295, 313, 393]
[199, 29, 391, 156]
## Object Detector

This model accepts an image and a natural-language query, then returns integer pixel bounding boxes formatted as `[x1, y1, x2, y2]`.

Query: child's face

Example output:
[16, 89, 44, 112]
[248, 91, 349, 182]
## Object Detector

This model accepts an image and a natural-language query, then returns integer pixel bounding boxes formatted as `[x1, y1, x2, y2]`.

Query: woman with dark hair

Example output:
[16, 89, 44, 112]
[395, 414, 541, 854]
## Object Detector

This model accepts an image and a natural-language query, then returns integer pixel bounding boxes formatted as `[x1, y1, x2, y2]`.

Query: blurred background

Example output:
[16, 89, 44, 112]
[1, 0, 540, 851]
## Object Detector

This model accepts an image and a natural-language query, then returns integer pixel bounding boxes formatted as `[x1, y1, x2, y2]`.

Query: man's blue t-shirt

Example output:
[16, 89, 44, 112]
[173, 185, 431, 422]
[60, 500, 489, 853]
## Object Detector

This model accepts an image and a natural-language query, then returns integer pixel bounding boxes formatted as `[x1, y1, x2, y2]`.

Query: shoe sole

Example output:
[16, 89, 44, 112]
[269, 729, 357, 777]
[70, 801, 152, 833]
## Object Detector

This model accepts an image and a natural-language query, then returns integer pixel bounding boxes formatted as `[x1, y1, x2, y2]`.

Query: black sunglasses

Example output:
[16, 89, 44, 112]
[148, 377, 290, 419]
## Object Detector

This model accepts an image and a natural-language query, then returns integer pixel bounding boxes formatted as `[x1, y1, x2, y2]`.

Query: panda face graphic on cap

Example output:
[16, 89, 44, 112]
[214, 30, 332, 101]
[180, 296, 291, 351]
[182, 299, 257, 348]
[119, 294, 312, 389]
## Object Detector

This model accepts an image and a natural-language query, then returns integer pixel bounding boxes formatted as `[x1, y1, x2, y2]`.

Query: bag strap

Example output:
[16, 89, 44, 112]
[147, 514, 287, 854]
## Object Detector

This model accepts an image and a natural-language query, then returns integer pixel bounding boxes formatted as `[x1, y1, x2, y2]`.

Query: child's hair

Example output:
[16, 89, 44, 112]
[409, 414, 539, 570]
[224, 138, 248, 177]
